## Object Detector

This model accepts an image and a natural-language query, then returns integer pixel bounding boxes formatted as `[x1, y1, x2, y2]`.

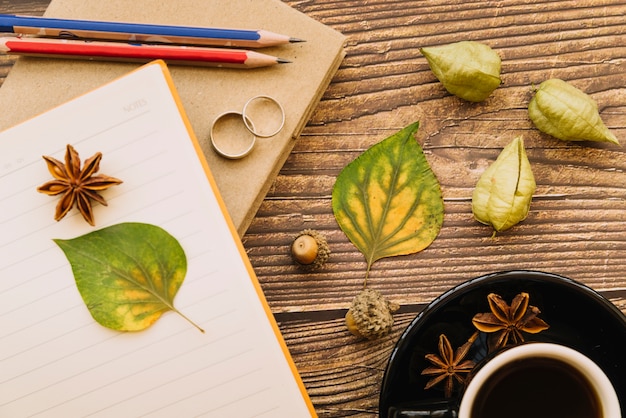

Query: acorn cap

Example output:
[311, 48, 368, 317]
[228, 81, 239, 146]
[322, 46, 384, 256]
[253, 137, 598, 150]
[345, 288, 400, 340]
[291, 229, 330, 270]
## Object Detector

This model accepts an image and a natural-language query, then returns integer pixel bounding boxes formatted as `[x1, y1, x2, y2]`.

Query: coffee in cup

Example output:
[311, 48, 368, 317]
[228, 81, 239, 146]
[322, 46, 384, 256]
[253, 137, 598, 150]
[458, 343, 620, 418]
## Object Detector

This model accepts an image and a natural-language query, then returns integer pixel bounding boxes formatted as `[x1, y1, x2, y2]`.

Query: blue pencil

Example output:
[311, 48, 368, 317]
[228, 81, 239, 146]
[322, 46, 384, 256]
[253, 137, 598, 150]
[0, 14, 304, 48]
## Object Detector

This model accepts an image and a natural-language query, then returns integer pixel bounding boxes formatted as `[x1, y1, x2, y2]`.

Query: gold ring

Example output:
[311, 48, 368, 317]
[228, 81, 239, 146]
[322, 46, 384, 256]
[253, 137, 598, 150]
[210, 111, 257, 159]
[242, 95, 285, 138]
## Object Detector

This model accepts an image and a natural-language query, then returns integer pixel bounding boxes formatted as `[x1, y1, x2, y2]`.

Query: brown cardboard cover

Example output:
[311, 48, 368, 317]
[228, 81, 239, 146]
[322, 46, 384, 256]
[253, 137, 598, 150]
[0, 0, 346, 236]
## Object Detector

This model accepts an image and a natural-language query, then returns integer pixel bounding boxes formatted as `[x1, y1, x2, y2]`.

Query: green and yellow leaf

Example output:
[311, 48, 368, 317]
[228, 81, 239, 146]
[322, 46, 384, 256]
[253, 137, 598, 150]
[54, 222, 202, 332]
[332, 122, 444, 276]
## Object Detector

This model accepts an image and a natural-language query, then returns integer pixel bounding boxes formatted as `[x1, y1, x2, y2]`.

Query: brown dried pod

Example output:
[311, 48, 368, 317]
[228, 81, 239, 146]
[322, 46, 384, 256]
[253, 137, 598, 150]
[345, 288, 400, 340]
[37, 144, 123, 226]
[290, 229, 330, 270]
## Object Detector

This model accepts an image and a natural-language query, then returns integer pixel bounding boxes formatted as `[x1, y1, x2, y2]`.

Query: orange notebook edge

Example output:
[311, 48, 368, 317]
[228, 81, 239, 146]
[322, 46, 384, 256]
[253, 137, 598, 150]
[153, 59, 318, 417]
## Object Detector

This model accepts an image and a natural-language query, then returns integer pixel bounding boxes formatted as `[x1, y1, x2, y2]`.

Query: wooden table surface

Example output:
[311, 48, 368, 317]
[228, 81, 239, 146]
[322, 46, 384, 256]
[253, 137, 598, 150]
[2, 1, 625, 417]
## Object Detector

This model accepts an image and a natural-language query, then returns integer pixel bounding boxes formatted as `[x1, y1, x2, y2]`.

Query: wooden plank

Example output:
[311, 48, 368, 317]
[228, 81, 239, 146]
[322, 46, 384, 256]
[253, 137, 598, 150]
[254, 1, 626, 415]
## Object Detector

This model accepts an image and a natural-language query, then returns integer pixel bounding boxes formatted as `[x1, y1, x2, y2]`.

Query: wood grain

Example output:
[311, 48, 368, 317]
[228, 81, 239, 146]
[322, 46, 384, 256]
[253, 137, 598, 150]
[252, 1, 626, 416]
[1, 1, 625, 416]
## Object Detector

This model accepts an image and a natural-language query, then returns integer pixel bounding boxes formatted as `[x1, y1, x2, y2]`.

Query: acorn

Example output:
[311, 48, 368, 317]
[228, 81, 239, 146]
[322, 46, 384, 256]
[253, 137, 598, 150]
[290, 229, 330, 270]
[345, 288, 400, 340]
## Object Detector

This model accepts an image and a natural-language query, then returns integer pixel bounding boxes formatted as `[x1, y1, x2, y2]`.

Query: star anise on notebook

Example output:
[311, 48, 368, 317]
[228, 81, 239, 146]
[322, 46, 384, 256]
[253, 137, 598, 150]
[421, 332, 477, 398]
[472, 292, 549, 351]
[37, 144, 122, 226]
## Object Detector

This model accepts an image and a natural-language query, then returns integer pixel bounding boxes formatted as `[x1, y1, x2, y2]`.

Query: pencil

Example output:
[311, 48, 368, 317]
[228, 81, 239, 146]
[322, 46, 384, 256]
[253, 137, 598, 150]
[0, 14, 304, 48]
[0, 36, 290, 68]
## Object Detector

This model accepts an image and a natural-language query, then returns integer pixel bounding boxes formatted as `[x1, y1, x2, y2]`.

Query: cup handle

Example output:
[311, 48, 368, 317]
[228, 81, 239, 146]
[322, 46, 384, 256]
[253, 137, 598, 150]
[387, 400, 458, 417]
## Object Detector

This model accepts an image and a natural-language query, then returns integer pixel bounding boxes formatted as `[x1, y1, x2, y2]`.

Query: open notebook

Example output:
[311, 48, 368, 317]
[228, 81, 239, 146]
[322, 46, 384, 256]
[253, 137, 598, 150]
[0, 61, 315, 417]
[0, 0, 346, 236]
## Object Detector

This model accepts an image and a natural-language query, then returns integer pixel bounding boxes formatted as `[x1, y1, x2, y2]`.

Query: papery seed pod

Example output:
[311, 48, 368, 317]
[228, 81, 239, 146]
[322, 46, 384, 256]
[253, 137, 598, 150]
[421, 41, 501, 102]
[528, 78, 619, 145]
[472, 136, 536, 235]
[345, 288, 400, 340]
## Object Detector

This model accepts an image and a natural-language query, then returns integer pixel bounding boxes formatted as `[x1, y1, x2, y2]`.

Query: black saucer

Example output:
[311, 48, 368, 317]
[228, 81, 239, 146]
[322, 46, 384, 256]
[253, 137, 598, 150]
[379, 270, 626, 417]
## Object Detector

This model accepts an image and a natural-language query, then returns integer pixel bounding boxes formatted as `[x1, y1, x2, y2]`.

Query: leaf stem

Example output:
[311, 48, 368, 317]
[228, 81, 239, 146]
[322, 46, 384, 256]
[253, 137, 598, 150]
[363, 262, 373, 288]
[173, 307, 205, 333]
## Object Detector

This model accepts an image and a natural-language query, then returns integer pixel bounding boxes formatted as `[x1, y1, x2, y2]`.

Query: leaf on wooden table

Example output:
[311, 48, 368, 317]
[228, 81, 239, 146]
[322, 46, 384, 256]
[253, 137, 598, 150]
[54, 222, 203, 332]
[331, 122, 444, 277]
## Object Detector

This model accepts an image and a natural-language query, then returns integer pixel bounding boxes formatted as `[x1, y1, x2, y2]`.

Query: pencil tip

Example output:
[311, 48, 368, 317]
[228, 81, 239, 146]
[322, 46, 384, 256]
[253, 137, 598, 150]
[277, 57, 292, 64]
[289, 37, 306, 43]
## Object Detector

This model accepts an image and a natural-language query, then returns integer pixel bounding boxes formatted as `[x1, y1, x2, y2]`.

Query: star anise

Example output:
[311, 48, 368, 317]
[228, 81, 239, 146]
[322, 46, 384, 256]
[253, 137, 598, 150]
[37, 144, 122, 226]
[421, 332, 477, 398]
[472, 292, 549, 352]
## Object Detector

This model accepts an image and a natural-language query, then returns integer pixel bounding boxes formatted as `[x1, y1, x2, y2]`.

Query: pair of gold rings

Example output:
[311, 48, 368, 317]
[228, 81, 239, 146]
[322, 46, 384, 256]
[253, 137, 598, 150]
[210, 95, 285, 159]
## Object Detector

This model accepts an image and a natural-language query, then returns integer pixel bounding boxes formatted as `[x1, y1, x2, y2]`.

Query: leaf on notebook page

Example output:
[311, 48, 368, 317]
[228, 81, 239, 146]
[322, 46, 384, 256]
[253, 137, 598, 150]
[54, 222, 203, 332]
[331, 122, 444, 279]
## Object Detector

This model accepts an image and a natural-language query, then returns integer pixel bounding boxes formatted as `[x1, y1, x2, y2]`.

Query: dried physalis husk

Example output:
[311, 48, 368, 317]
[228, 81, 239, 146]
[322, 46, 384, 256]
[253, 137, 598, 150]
[421, 41, 501, 102]
[528, 78, 619, 145]
[345, 288, 400, 340]
[472, 136, 536, 235]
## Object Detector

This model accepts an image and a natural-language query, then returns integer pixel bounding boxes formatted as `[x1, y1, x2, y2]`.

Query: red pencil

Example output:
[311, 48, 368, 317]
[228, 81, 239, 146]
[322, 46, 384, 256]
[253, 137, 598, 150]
[0, 36, 290, 68]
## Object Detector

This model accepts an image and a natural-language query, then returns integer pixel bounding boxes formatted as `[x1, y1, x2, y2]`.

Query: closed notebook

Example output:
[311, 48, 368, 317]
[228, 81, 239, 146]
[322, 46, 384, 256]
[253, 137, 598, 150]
[0, 0, 346, 236]
[0, 60, 316, 417]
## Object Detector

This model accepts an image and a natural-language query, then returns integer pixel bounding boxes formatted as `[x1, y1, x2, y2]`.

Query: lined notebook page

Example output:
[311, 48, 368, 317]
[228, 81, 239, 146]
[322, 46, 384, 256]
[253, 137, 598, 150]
[0, 61, 315, 417]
